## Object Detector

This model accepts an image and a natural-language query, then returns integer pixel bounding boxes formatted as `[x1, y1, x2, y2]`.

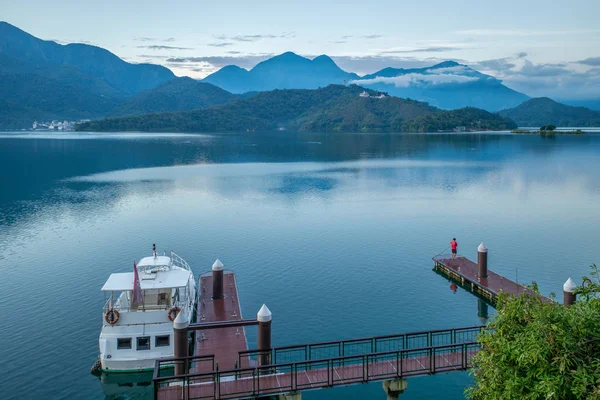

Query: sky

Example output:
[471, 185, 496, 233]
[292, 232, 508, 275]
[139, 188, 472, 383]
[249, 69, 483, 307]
[2, 0, 600, 100]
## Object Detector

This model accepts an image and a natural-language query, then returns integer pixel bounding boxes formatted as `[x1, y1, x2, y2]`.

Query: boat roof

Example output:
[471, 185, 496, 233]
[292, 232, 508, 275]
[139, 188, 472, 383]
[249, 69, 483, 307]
[101, 268, 191, 291]
[137, 255, 171, 267]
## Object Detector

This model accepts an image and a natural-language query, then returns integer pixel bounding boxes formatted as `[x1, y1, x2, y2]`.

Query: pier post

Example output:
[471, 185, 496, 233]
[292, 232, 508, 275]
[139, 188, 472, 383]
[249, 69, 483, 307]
[563, 277, 577, 306]
[212, 259, 224, 300]
[382, 379, 407, 400]
[477, 242, 488, 279]
[173, 311, 189, 375]
[257, 304, 272, 366]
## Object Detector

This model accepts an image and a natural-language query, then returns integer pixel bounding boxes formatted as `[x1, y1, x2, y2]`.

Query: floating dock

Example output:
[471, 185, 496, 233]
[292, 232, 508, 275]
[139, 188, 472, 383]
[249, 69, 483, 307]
[194, 268, 249, 372]
[433, 243, 551, 303]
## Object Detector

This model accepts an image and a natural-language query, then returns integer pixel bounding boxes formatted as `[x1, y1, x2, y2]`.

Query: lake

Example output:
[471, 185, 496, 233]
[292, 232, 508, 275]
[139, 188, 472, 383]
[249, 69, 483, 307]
[1, 131, 599, 399]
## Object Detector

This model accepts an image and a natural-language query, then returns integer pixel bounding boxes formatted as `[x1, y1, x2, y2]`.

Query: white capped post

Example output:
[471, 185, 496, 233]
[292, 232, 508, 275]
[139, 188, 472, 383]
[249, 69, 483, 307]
[173, 310, 189, 375]
[257, 304, 272, 366]
[563, 277, 577, 306]
[477, 242, 488, 279]
[212, 259, 224, 299]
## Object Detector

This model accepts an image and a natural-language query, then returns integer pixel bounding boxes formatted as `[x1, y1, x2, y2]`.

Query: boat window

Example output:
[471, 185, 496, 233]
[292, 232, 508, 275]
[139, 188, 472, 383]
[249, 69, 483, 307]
[117, 338, 132, 350]
[155, 335, 170, 347]
[137, 336, 151, 350]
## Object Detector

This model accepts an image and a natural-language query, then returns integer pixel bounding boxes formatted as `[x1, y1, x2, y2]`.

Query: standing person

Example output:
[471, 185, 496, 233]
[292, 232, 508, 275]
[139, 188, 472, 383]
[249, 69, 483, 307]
[450, 238, 458, 259]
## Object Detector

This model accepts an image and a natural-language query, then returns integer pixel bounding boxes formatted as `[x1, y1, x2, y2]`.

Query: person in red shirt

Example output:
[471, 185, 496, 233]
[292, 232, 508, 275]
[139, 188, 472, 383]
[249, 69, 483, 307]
[450, 238, 458, 259]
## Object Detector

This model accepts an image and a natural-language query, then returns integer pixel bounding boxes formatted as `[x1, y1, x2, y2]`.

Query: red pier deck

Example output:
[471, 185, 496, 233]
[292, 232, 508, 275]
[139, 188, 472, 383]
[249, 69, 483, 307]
[194, 271, 249, 373]
[433, 255, 550, 303]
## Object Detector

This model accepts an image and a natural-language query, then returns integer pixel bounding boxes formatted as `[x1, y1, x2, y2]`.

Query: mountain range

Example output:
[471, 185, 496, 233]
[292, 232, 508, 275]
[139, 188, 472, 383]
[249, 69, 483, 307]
[0, 21, 174, 128]
[77, 85, 517, 133]
[1, 21, 600, 131]
[203, 52, 359, 93]
[203, 55, 529, 111]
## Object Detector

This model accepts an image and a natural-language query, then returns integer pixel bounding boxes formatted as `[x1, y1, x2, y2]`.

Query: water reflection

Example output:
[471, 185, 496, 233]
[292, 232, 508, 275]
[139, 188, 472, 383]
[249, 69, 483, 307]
[477, 299, 490, 324]
[97, 371, 154, 400]
[0, 131, 599, 400]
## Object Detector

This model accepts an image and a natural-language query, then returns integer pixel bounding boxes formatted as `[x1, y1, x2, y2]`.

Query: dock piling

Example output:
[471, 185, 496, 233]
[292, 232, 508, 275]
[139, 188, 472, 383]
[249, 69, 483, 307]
[563, 277, 577, 306]
[212, 259, 224, 300]
[257, 304, 272, 366]
[477, 242, 488, 279]
[173, 310, 189, 375]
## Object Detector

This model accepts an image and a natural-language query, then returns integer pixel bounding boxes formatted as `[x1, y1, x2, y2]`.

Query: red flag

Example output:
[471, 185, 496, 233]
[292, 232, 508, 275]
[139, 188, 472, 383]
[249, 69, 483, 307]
[133, 260, 143, 304]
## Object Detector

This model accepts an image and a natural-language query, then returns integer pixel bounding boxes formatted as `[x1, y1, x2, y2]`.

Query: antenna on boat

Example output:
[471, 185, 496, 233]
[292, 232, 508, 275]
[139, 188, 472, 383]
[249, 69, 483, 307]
[153, 243, 157, 258]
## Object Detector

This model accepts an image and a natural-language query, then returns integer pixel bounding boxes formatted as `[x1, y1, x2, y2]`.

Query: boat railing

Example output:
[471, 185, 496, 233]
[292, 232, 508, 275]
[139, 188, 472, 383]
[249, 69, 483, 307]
[103, 296, 187, 313]
[170, 251, 191, 271]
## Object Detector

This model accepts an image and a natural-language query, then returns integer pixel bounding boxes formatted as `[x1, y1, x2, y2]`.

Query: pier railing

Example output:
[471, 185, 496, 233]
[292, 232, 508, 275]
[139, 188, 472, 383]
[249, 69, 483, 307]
[154, 341, 480, 399]
[239, 325, 484, 368]
[153, 354, 216, 380]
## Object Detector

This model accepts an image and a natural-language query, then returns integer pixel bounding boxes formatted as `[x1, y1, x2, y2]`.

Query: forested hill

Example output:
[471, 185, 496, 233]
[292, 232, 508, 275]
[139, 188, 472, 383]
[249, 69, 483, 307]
[499, 97, 600, 127]
[77, 85, 517, 133]
[109, 77, 237, 118]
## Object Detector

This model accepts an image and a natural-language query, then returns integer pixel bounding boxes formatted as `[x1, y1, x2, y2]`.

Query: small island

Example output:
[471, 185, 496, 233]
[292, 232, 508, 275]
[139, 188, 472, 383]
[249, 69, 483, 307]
[512, 125, 586, 135]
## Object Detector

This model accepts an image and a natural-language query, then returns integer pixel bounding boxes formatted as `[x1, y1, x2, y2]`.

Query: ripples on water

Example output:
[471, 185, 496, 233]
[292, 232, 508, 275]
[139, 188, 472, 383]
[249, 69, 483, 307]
[0, 131, 599, 399]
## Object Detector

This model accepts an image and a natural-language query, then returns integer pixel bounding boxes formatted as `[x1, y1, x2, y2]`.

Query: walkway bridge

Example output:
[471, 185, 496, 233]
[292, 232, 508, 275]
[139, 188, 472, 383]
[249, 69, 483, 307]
[153, 325, 484, 399]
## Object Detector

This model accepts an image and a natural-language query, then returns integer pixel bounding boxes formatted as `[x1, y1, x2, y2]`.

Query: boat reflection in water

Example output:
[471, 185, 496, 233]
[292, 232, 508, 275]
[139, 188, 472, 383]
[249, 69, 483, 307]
[98, 371, 154, 400]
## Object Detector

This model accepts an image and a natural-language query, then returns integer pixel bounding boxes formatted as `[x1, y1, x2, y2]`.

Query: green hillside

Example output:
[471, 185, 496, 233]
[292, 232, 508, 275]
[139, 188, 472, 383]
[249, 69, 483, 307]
[499, 97, 600, 127]
[109, 77, 237, 118]
[78, 85, 516, 133]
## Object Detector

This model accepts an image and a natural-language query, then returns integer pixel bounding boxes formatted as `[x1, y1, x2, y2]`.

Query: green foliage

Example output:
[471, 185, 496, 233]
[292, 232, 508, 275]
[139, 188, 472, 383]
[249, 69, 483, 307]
[78, 85, 516, 134]
[401, 107, 517, 132]
[466, 265, 600, 400]
[500, 97, 600, 127]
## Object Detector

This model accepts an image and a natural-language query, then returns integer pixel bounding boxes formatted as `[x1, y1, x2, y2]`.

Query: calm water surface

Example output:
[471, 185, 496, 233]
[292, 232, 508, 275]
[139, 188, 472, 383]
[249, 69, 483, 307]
[1, 131, 599, 399]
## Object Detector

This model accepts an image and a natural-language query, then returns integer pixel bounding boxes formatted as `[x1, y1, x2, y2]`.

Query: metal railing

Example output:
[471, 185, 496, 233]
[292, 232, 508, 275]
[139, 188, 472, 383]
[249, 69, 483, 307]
[153, 354, 216, 380]
[239, 325, 484, 368]
[171, 251, 192, 271]
[154, 341, 480, 400]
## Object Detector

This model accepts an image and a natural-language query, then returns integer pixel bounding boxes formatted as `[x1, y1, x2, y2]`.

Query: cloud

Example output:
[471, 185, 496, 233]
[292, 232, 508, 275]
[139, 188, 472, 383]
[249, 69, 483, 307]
[362, 35, 383, 39]
[207, 42, 234, 47]
[215, 32, 295, 42]
[165, 54, 273, 70]
[332, 40, 347, 44]
[470, 54, 600, 100]
[226, 51, 241, 54]
[137, 45, 193, 50]
[352, 73, 478, 87]
[455, 28, 600, 36]
[577, 57, 600, 66]
[134, 37, 177, 42]
[138, 54, 170, 59]
[379, 46, 463, 54]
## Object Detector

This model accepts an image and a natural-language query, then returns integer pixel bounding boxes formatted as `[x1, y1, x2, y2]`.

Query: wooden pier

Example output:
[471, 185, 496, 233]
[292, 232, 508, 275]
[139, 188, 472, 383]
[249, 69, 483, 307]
[433, 245, 551, 303]
[194, 270, 249, 372]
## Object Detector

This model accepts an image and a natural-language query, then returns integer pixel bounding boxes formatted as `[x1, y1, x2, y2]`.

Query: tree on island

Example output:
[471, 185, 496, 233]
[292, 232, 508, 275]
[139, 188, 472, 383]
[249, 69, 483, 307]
[466, 265, 600, 400]
[540, 124, 557, 131]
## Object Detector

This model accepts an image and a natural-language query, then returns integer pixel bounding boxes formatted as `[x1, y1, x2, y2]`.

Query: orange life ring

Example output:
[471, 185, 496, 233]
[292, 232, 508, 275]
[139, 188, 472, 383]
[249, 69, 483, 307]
[105, 309, 120, 325]
[168, 307, 181, 322]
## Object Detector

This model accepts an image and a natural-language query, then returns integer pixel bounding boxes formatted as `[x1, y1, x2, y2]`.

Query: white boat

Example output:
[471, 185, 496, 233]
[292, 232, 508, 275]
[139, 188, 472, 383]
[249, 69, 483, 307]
[97, 248, 196, 373]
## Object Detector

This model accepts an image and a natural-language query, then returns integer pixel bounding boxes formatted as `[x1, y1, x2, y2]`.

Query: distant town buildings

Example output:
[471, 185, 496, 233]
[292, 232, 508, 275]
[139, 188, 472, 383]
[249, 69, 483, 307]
[359, 91, 387, 99]
[32, 119, 90, 131]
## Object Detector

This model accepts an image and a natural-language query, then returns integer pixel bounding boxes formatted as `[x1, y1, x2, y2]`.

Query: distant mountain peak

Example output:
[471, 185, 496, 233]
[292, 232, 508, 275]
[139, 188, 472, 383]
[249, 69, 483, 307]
[430, 60, 461, 69]
[313, 54, 334, 62]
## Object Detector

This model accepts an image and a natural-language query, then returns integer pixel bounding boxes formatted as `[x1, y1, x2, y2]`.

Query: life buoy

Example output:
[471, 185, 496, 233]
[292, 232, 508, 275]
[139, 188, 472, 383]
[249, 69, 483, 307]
[168, 307, 181, 322]
[105, 309, 120, 325]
